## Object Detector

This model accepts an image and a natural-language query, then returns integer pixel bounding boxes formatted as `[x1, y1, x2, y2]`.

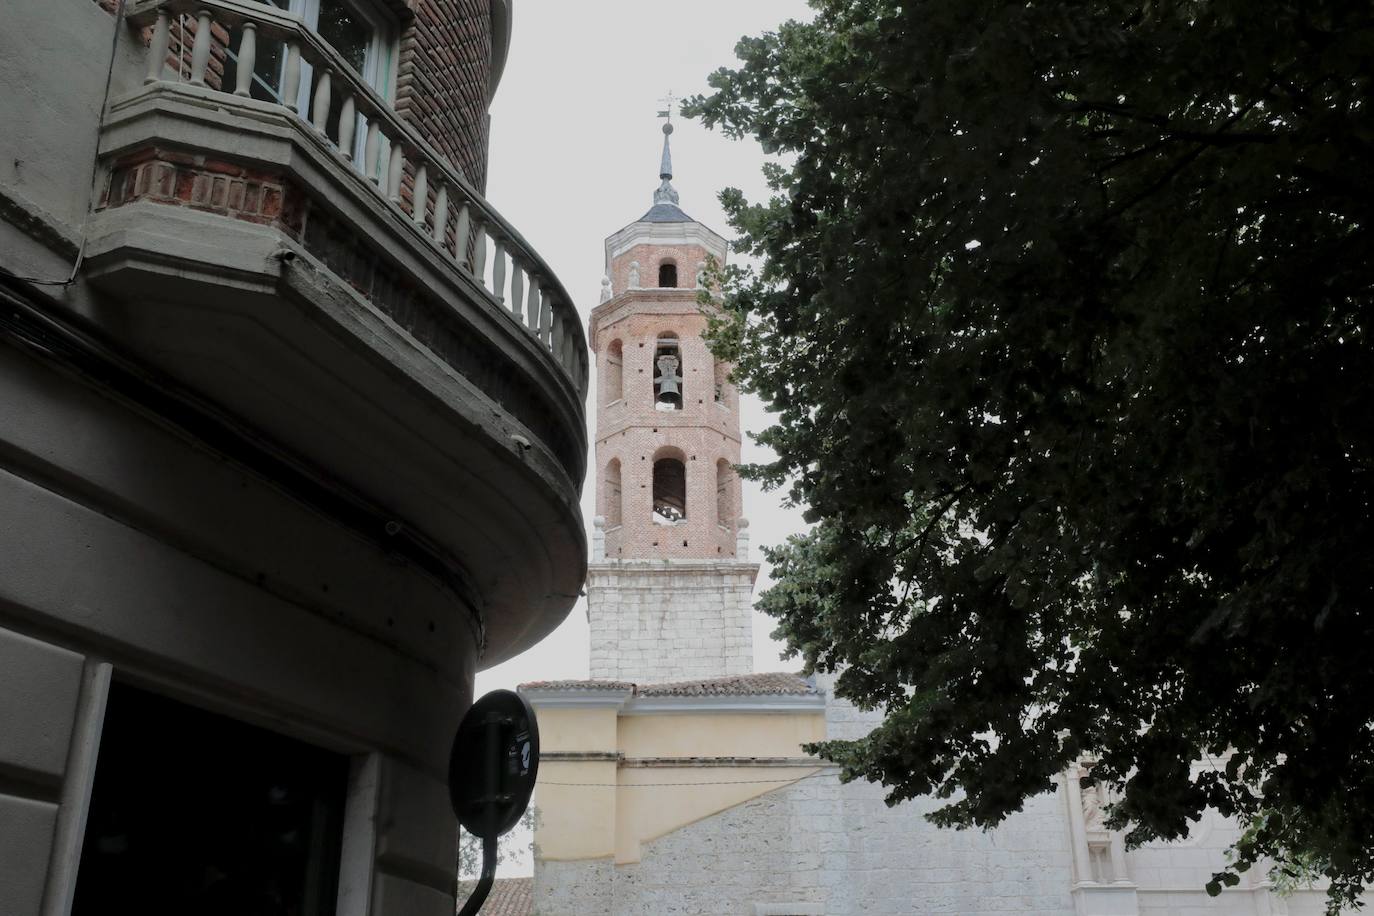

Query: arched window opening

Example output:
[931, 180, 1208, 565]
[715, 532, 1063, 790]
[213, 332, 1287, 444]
[658, 260, 678, 288]
[716, 459, 732, 527]
[652, 456, 686, 524]
[713, 355, 729, 405]
[604, 459, 622, 527]
[653, 334, 682, 410]
[603, 339, 623, 405]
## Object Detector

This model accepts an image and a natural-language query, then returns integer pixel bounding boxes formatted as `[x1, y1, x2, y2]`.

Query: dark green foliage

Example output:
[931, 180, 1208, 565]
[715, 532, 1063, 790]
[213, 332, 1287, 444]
[685, 1, 1374, 909]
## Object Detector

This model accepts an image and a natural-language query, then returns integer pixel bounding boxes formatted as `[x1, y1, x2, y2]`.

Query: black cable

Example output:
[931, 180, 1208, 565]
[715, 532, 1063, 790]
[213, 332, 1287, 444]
[6, 0, 127, 286]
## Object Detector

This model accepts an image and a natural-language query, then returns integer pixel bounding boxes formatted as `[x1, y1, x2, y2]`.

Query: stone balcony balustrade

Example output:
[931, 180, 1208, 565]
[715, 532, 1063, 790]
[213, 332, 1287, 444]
[80, 0, 589, 664]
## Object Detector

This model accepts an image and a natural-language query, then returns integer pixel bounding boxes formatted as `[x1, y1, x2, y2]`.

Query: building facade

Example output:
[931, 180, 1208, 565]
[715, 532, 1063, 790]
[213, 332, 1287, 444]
[0, 2, 584, 915]
[523, 129, 1343, 916]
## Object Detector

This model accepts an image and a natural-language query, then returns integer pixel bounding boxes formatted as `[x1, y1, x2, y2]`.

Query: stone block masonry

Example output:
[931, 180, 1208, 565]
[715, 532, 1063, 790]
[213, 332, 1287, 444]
[587, 560, 757, 684]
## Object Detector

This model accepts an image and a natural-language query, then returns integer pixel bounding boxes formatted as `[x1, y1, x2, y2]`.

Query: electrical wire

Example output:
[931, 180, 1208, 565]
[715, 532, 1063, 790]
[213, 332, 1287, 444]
[4, 0, 127, 287]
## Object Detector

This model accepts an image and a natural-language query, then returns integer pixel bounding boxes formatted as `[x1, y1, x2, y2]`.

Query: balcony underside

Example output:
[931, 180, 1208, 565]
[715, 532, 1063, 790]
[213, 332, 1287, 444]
[82, 86, 586, 666]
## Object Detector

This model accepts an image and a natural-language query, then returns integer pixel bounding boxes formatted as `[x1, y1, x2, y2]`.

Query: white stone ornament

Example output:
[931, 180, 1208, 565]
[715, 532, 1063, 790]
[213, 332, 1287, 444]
[600, 275, 613, 303]
[628, 261, 641, 289]
[591, 516, 606, 561]
[695, 261, 707, 288]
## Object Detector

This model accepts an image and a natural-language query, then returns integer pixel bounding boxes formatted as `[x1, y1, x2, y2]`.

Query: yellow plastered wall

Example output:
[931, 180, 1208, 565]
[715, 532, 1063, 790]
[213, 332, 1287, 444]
[535, 706, 621, 860]
[618, 712, 825, 759]
[533, 704, 826, 864]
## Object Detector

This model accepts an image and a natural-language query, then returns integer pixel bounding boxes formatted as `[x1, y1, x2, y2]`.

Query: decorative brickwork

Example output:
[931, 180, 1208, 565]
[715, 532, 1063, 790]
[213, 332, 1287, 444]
[101, 147, 303, 231]
[394, 0, 493, 190]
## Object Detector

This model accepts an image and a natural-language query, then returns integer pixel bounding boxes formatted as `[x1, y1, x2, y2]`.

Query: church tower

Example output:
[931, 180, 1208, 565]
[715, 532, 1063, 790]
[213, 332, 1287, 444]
[586, 122, 758, 683]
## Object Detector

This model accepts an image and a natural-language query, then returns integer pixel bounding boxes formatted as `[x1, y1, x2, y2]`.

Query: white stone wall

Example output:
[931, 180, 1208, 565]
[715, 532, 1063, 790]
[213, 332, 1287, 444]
[534, 674, 1358, 915]
[587, 560, 755, 684]
[535, 771, 1076, 915]
[534, 676, 1077, 915]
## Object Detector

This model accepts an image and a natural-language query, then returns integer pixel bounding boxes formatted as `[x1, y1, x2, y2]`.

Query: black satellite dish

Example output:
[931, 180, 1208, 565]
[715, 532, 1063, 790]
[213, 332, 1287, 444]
[449, 690, 539, 916]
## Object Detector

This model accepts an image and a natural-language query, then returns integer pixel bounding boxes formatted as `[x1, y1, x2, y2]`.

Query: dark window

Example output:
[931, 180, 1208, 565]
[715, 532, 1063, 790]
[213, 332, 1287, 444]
[653, 457, 687, 523]
[658, 262, 677, 288]
[74, 682, 349, 916]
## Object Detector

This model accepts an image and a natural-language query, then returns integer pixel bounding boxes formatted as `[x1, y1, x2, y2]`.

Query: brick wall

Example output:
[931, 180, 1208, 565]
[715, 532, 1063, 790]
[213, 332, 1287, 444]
[395, 0, 493, 190]
[593, 299, 742, 562]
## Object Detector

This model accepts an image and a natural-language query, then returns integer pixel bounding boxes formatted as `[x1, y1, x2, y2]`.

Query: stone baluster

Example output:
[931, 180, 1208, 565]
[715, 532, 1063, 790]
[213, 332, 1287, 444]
[145, 10, 170, 84]
[552, 305, 567, 364]
[411, 163, 428, 226]
[311, 70, 332, 134]
[471, 224, 488, 289]
[282, 43, 302, 115]
[563, 321, 578, 377]
[431, 184, 449, 245]
[509, 259, 525, 322]
[233, 22, 256, 96]
[453, 205, 472, 269]
[492, 237, 507, 304]
[188, 9, 214, 87]
[539, 285, 554, 346]
[387, 144, 404, 205]
[363, 121, 381, 184]
[525, 281, 541, 335]
[337, 94, 356, 159]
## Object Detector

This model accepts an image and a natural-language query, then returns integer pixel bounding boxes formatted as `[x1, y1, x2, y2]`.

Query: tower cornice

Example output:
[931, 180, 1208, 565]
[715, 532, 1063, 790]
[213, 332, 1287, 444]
[604, 220, 728, 270]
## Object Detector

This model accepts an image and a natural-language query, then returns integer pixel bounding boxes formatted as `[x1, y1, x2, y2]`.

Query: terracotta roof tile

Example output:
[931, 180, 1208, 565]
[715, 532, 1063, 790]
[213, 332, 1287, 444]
[518, 680, 634, 692]
[520, 672, 816, 698]
[637, 672, 816, 697]
[458, 877, 531, 916]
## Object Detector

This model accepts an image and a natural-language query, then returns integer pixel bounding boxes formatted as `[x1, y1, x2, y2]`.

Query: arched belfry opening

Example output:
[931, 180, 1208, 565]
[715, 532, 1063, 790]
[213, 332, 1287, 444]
[658, 260, 678, 288]
[652, 448, 687, 524]
[653, 333, 682, 410]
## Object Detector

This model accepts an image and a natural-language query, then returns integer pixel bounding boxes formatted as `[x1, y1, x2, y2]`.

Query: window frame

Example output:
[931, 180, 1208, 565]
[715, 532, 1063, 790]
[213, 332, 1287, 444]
[224, 0, 398, 166]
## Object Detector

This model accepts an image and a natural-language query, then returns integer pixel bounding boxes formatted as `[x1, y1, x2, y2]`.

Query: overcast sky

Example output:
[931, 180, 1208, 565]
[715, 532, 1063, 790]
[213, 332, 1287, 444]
[475, 0, 815, 702]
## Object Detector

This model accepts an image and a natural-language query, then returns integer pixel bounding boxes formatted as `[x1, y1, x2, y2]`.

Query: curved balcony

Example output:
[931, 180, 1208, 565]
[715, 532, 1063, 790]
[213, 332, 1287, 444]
[82, 0, 588, 665]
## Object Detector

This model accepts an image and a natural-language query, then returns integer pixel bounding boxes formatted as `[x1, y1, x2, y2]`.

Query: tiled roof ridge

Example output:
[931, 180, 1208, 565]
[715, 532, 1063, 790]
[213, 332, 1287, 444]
[520, 671, 816, 698]
[459, 876, 531, 916]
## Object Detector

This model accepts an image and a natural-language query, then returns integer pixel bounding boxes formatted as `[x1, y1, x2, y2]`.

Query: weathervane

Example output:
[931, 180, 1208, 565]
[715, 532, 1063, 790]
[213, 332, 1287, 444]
[657, 90, 678, 124]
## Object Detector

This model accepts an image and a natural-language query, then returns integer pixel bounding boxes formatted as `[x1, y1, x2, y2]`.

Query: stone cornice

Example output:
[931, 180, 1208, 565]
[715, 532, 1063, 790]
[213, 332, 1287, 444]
[603, 221, 728, 267]
[521, 686, 635, 709]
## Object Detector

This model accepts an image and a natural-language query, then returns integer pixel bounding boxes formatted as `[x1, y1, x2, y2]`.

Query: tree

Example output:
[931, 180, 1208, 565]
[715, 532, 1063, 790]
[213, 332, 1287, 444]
[684, 1, 1374, 909]
[457, 808, 535, 881]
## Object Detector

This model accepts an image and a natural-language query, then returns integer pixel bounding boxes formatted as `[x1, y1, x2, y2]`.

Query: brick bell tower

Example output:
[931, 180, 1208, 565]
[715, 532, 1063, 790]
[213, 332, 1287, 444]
[586, 120, 759, 683]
